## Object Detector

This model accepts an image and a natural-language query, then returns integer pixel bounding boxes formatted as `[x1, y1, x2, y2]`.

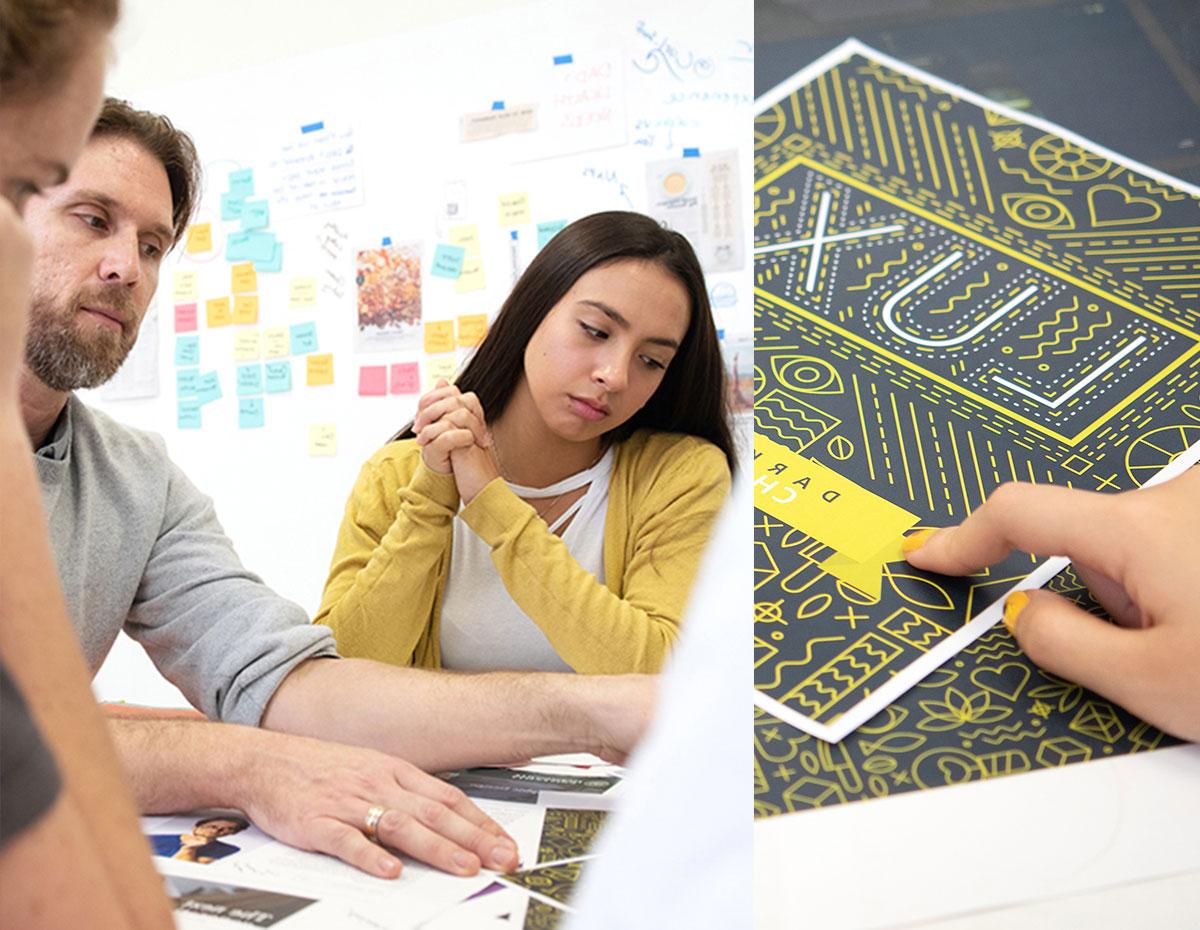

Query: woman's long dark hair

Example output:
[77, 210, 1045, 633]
[396, 211, 735, 473]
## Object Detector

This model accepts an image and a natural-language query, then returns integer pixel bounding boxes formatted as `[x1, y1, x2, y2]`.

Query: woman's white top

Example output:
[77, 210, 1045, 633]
[438, 448, 614, 672]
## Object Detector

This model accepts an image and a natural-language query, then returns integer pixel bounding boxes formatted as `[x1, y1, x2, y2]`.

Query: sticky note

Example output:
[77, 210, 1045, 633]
[457, 313, 488, 347]
[498, 192, 531, 226]
[448, 224, 480, 256]
[309, 423, 337, 457]
[240, 200, 269, 231]
[206, 297, 232, 328]
[177, 399, 201, 429]
[288, 277, 317, 309]
[264, 360, 292, 393]
[174, 303, 198, 332]
[537, 219, 567, 250]
[306, 353, 334, 386]
[233, 295, 259, 325]
[238, 397, 265, 429]
[185, 223, 212, 254]
[227, 231, 277, 263]
[231, 262, 258, 294]
[389, 362, 420, 394]
[176, 367, 199, 397]
[220, 192, 245, 220]
[255, 242, 284, 273]
[172, 271, 199, 301]
[197, 371, 222, 405]
[236, 364, 263, 396]
[228, 168, 254, 198]
[233, 330, 260, 361]
[431, 244, 465, 279]
[174, 335, 200, 367]
[424, 355, 458, 388]
[424, 320, 455, 354]
[455, 256, 486, 294]
[263, 327, 289, 359]
[358, 365, 387, 396]
[289, 322, 318, 355]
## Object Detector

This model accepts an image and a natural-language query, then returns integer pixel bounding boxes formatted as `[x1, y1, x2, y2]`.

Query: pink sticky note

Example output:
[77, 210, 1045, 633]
[358, 365, 388, 397]
[390, 362, 420, 395]
[175, 303, 198, 333]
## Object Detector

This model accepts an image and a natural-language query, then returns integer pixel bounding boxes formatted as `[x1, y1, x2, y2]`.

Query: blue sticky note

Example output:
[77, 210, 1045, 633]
[431, 243, 465, 279]
[537, 219, 567, 250]
[197, 371, 222, 405]
[238, 397, 264, 429]
[264, 360, 292, 393]
[227, 230, 277, 263]
[289, 322, 318, 355]
[240, 200, 270, 231]
[228, 168, 254, 198]
[254, 241, 283, 273]
[220, 192, 245, 220]
[174, 335, 199, 367]
[176, 367, 199, 398]
[236, 363, 263, 396]
[177, 398, 201, 429]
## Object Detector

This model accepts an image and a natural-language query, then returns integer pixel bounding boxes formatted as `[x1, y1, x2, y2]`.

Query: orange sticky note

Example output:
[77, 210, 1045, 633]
[231, 262, 258, 294]
[309, 423, 337, 457]
[457, 313, 488, 347]
[205, 297, 232, 328]
[424, 320, 455, 354]
[186, 223, 212, 254]
[233, 294, 259, 325]
[306, 353, 334, 386]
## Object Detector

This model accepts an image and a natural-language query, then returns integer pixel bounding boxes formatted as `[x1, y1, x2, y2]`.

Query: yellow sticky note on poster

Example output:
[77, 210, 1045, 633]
[288, 276, 317, 309]
[457, 313, 488, 347]
[172, 270, 199, 301]
[233, 330, 261, 361]
[231, 262, 257, 294]
[454, 256, 486, 294]
[498, 192, 531, 226]
[262, 326, 288, 359]
[232, 294, 259, 325]
[448, 224, 481, 256]
[185, 223, 212, 254]
[309, 423, 337, 457]
[424, 355, 458, 389]
[424, 320, 456, 354]
[205, 297, 232, 328]
[306, 353, 334, 386]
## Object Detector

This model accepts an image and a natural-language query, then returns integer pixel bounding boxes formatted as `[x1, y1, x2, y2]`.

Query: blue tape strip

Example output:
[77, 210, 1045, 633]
[382, 236, 392, 246]
[491, 100, 505, 110]
[553, 54, 573, 65]
[683, 147, 701, 158]
[301, 121, 325, 134]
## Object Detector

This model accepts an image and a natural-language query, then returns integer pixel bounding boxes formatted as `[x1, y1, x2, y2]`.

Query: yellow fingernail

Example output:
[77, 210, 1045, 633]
[901, 528, 937, 554]
[1003, 591, 1029, 636]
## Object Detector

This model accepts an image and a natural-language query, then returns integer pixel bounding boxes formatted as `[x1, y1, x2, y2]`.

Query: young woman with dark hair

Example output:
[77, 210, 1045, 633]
[316, 211, 734, 675]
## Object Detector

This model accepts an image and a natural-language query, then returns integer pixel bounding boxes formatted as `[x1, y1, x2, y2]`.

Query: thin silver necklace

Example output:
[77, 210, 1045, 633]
[489, 432, 604, 523]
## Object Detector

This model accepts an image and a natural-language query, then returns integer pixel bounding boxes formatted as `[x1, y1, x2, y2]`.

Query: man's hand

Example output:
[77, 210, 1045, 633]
[904, 468, 1200, 741]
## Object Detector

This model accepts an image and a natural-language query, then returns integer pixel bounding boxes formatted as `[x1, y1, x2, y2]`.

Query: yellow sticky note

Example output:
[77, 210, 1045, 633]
[288, 276, 317, 309]
[448, 224, 481, 256]
[172, 271, 199, 301]
[752, 434, 918, 562]
[306, 353, 334, 386]
[232, 294, 259, 325]
[498, 192, 531, 226]
[309, 423, 337, 457]
[231, 262, 258, 294]
[205, 297, 232, 328]
[454, 256, 486, 294]
[457, 313, 488, 347]
[424, 355, 458, 389]
[185, 223, 212, 254]
[424, 320, 456, 354]
[233, 330, 261, 361]
[262, 327, 289, 359]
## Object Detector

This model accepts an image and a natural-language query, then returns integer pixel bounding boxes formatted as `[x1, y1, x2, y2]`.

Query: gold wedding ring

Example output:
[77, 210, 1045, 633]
[363, 804, 386, 843]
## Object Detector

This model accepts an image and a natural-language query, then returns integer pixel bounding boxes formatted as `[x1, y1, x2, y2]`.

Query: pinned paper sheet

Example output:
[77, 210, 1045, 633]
[263, 327, 289, 359]
[176, 368, 199, 397]
[425, 355, 458, 388]
[232, 295, 259, 325]
[174, 335, 199, 367]
[172, 272, 199, 302]
[358, 365, 387, 396]
[205, 298, 232, 328]
[537, 219, 567, 250]
[457, 313, 487, 347]
[431, 244, 465, 279]
[308, 423, 337, 457]
[498, 192, 531, 226]
[240, 200, 269, 231]
[233, 330, 261, 361]
[185, 223, 212, 254]
[238, 397, 264, 429]
[228, 168, 254, 198]
[454, 257, 485, 293]
[236, 364, 263, 396]
[177, 399, 201, 429]
[448, 224, 480, 256]
[306, 353, 334, 386]
[460, 103, 537, 142]
[174, 303, 197, 332]
[390, 362, 419, 394]
[424, 320, 455, 354]
[264, 360, 292, 393]
[288, 277, 317, 309]
[289, 322, 318, 355]
[231, 262, 258, 294]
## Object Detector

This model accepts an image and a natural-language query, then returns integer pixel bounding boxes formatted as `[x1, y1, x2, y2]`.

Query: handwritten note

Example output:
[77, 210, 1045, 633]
[431, 244, 465, 279]
[185, 223, 212, 254]
[176, 368, 199, 397]
[227, 231, 277, 263]
[177, 399, 202, 429]
[233, 330, 260, 361]
[264, 360, 292, 393]
[172, 272, 199, 302]
[231, 262, 258, 294]
[267, 123, 364, 221]
[238, 397, 265, 429]
[174, 303, 197, 333]
[236, 364, 263, 396]
[390, 362, 420, 394]
[425, 355, 458, 388]
[289, 322, 318, 355]
[255, 242, 284, 273]
[306, 353, 334, 386]
[424, 320, 455, 354]
[498, 192, 531, 226]
[263, 327, 289, 359]
[228, 168, 254, 198]
[232, 295, 259, 325]
[240, 200, 270, 231]
[537, 219, 567, 249]
[308, 423, 337, 457]
[455, 257, 486, 294]
[288, 277, 317, 308]
[197, 371, 222, 404]
[457, 313, 488, 347]
[205, 298, 232, 328]
[448, 224, 480, 256]
[174, 335, 199, 367]
[220, 192, 245, 220]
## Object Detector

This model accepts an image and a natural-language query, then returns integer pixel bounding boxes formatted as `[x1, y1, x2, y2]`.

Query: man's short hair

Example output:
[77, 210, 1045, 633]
[93, 97, 202, 247]
[0, 0, 119, 97]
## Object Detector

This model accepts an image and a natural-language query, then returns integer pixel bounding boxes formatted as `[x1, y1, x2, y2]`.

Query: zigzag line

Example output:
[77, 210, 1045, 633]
[1022, 313, 1079, 359]
[1126, 173, 1185, 201]
[982, 727, 1045, 746]
[856, 63, 929, 100]
[755, 405, 819, 446]
[1055, 311, 1112, 355]
[848, 249, 907, 290]
[1019, 300, 1073, 345]
[997, 158, 1071, 194]
[759, 396, 831, 430]
[927, 271, 991, 315]
[963, 642, 1024, 661]
[755, 189, 797, 222]
[961, 722, 1024, 740]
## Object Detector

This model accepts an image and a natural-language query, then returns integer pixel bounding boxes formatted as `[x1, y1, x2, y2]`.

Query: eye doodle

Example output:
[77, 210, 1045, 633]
[1001, 192, 1075, 230]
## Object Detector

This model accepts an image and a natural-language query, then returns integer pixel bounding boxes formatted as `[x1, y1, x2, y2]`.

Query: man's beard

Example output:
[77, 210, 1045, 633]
[24, 286, 139, 391]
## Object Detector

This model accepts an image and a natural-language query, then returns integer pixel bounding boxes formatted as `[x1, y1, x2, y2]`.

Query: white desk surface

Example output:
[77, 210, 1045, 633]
[756, 743, 1200, 929]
